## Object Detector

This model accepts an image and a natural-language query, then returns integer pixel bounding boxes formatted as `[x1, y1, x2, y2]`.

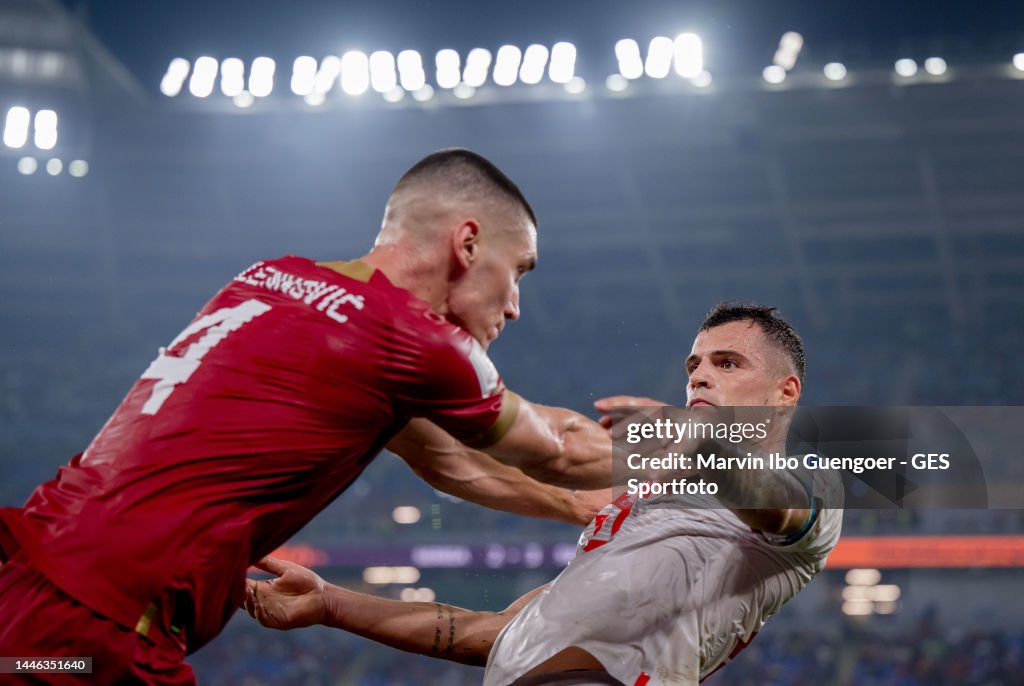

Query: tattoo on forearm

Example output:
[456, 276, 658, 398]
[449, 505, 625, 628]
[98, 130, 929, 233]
[430, 603, 457, 655]
[431, 603, 443, 655]
[446, 604, 456, 655]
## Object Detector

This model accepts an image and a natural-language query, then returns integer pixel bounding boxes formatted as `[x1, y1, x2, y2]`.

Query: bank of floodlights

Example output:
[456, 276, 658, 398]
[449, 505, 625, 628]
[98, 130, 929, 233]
[154, 40, 1024, 108]
[616, 33, 704, 87]
[160, 39, 582, 106]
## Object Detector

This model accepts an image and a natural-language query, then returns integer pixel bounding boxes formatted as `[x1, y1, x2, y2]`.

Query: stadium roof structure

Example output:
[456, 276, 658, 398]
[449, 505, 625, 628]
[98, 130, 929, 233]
[2, 0, 1023, 406]
[0, 0, 144, 100]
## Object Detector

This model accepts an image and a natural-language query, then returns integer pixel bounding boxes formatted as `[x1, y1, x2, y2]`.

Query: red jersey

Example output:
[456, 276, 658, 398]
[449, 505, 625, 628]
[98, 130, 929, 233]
[0, 256, 518, 652]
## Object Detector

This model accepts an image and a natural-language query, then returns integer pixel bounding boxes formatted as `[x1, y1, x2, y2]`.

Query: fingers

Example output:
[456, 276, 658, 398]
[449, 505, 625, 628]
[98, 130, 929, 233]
[594, 396, 668, 412]
[244, 580, 259, 618]
[253, 555, 289, 577]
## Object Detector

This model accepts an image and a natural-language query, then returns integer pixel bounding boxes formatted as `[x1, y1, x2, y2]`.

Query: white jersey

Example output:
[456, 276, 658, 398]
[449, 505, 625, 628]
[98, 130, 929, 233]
[484, 471, 843, 686]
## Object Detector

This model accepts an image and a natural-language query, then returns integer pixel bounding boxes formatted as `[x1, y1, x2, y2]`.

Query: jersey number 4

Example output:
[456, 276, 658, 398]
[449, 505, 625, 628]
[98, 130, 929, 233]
[139, 299, 272, 415]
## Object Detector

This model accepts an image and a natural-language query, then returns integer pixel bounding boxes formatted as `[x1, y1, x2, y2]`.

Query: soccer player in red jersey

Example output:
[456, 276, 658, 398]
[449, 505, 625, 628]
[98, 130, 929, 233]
[0, 149, 612, 684]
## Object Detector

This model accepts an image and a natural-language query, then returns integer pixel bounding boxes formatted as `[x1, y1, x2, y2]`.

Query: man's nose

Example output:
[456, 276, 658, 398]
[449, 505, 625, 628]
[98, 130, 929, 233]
[504, 287, 520, 321]
[689, 360, 712, 389]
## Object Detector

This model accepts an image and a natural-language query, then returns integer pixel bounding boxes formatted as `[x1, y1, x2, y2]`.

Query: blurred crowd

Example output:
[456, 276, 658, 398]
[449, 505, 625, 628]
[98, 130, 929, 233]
[188, 609, 1024, 685]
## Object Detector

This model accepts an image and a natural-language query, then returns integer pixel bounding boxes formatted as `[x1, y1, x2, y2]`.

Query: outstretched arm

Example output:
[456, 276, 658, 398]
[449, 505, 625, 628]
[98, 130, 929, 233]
[479, 395, 613, 490]
[389, 419, 608, 526]
[245, 557, 543, 666]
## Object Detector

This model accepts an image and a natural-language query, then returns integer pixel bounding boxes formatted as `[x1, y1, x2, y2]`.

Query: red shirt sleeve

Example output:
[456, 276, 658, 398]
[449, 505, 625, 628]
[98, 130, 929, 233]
[391, 316, 519, 448]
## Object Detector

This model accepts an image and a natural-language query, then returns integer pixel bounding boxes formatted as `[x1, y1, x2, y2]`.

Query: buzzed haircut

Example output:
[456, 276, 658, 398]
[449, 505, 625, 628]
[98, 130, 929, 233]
[699, 303, 806, 382]
[393, 148, 537, 227]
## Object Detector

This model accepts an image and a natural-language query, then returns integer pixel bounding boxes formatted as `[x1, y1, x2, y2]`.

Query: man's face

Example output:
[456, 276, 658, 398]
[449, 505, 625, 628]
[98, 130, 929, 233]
[685, 320, 798, 407]
[447, 221, 537, 350]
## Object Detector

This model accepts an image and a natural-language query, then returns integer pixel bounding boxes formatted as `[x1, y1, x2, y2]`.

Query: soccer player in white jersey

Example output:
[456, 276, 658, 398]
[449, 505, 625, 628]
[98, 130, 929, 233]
[245, 304, 844, 686]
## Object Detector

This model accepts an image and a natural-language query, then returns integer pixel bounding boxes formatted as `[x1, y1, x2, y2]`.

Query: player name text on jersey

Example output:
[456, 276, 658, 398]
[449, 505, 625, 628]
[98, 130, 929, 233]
[235, 261, 365, 323]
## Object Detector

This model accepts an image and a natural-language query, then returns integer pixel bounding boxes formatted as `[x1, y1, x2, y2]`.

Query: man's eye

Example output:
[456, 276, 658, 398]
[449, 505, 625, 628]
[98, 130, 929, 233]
[721, 359, 737, 369]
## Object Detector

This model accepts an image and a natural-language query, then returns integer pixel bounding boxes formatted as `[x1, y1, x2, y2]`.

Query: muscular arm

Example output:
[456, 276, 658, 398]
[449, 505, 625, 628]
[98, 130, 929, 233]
[479, 394, 612, 490]
[389, 418, 605, 526]
[246, 557, 542, 666]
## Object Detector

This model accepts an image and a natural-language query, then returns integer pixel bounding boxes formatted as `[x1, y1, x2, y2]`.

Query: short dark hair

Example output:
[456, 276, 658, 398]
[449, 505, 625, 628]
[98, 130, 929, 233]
[394, 148, 537, 228]
[699, 303, 805, 382]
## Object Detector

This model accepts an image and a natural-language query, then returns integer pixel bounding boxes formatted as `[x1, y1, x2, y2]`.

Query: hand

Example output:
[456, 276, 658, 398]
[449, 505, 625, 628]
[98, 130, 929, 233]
[594, 395, 670, 430]
[244, 556, 327, 630]
[570, 488, 614, 524]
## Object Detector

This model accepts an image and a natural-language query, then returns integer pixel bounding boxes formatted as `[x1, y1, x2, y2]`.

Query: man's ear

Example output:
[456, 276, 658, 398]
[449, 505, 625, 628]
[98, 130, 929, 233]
[778, 374, 801, 406]
[451, 219, 481, 271]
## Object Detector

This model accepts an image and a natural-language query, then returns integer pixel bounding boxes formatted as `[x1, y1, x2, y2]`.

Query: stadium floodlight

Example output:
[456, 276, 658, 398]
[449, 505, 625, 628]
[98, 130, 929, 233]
[290, 56, 317, 95]
[673, 33, 703, 78]
[412, 84, 435, 102]
[615, 38, 643, 79]
[493, 45, 522, 86]
[233, 92, 255, 108]
[3, 106, 30, 148]
[393, 506, 421, 524]
[188, 56, 218, 97]
[894, 58, 918, 77]
[605, 73, 628, 92]
[644, 36, 673, 79]
[549, 42, 576, 84]
[690, 70, 712, 88]
[762, 64, 786, 84]
[33, 109, 57, 150]
[160, 58, 191, 97]
[773, 31, 803, 71]
[17, 156, 37, 175]
[383, 87, 405, 103]
[462, 48, 492, 88]
[823, 62, 847, 81]
[303, 92, 326, 107]
[220, 58, 245, 97]
[841, 599, 873, 616]
[519, 44, 549, 85]
[369, 51, 397, 93]
[564, 76, 586, 94]
[400, 587, 436, 602]
[845, 568, 881, 586]
[363, 566, 420, 585]
[453, 82, 475, 99]
[45, 158, 62, 175]
[397, 50, 426, 91]
[340, 50, 370, 95]
[924, 56, 947, 76]
[1015, 53, 1024, 72]
[68, 159, 89, 177]
[435, 49, 461, 89]
[248, 57, 275, 97]
[314, 56, 341, 94]
[868, 584, 902, 602]
[841, 586, 870, 601]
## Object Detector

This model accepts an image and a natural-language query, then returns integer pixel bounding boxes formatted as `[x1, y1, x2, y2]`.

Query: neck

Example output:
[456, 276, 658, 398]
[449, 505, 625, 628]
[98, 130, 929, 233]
[358, 243, 449, 313]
